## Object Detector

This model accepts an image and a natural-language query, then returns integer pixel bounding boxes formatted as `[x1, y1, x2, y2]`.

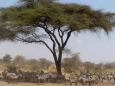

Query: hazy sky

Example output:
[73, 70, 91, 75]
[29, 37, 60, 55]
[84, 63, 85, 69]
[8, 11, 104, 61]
[0, 0, 115, 63]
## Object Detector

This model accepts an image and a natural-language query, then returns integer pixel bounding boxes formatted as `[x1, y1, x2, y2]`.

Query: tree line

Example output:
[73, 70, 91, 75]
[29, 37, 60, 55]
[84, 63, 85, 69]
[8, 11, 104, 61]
[0, 54, 115, 73]
[0, 54, 52, 72]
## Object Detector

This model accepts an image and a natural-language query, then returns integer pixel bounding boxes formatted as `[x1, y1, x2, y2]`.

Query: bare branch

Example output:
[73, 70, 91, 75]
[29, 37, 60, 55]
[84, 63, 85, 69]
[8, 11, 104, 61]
[43, 23, 61, 47]
[58, 27, 64, 45]
[62, 30, 72, 48]
[16, 35, 54, 55]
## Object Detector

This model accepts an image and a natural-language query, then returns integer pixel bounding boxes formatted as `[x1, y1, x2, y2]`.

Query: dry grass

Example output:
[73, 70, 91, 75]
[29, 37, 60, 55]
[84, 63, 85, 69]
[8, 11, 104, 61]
[0, 81, 115, 86]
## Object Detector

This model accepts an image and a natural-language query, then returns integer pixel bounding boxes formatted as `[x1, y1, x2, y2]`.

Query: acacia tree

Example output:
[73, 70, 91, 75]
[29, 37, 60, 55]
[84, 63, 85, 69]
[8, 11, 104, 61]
[3, 54, 12, 64]
[0, 1, 115, 74]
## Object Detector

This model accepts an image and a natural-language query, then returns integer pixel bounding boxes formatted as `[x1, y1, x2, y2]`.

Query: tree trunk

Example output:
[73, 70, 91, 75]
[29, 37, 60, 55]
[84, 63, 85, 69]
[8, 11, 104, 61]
[53, 48, 63, 75]
[55, 61, 62, 75]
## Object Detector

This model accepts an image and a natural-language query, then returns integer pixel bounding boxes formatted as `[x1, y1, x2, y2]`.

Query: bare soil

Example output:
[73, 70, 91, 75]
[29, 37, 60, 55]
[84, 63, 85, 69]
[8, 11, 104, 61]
[0, 81, 115, 86]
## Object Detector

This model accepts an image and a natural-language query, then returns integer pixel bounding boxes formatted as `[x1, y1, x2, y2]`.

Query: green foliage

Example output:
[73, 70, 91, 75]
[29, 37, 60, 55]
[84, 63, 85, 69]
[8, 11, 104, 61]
[0, 23, 16, 41]
[3, 54, 12, 63]
[1, 3, 114, 33]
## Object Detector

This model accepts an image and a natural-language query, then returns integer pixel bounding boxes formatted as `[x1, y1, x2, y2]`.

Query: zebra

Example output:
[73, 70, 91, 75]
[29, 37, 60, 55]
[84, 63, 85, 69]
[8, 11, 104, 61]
[6, 72, 18, 83]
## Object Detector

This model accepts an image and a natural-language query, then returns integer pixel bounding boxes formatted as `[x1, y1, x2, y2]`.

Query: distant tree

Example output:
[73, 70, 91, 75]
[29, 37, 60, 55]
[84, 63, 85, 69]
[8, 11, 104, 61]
[104, 63, 114, 69]
[28, 58, 38, 64]
[27, 58, 40, 71]
[39, 58, 52, 70]
[95, 63, 104, 72]
[13, 55, 26, 68]
[0, 1, 115, 74]
[62, 53, 81, 73]
[3, 54, 12, 64]
[83, 61, 96, 72]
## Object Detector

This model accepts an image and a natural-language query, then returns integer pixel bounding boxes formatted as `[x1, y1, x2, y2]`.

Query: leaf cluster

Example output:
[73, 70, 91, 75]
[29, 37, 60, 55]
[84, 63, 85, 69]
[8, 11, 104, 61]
[1, 2, 114, 33]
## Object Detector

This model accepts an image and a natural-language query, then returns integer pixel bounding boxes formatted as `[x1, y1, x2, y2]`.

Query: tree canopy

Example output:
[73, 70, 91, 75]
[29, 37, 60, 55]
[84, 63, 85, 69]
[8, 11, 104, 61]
[1, 3, 114, 32]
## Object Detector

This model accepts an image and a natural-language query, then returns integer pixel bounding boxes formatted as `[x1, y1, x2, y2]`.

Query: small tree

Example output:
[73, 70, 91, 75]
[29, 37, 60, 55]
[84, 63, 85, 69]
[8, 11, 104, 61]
[13, 55, 26, 69]
[0, 1, 115, 74]
[39, 58, 52, 70]
[27, 59, 40, 71]
[83, 61, 96, 73]
[95, 63, 104, 72]
[62, 53, 81, 73]
[3, 54, 12, 64]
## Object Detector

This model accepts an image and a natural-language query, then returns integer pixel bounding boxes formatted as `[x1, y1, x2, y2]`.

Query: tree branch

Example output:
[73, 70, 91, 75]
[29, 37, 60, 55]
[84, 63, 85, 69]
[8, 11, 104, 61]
[43, 23, 61, 47]
[58, 27, 64, 45]
[62, 30, 72, 48]
[16, 35, 54, 55]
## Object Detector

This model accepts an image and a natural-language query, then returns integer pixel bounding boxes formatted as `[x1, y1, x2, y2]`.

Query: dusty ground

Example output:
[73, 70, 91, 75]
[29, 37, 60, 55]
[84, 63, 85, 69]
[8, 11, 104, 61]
[0, 81, 115, 86]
